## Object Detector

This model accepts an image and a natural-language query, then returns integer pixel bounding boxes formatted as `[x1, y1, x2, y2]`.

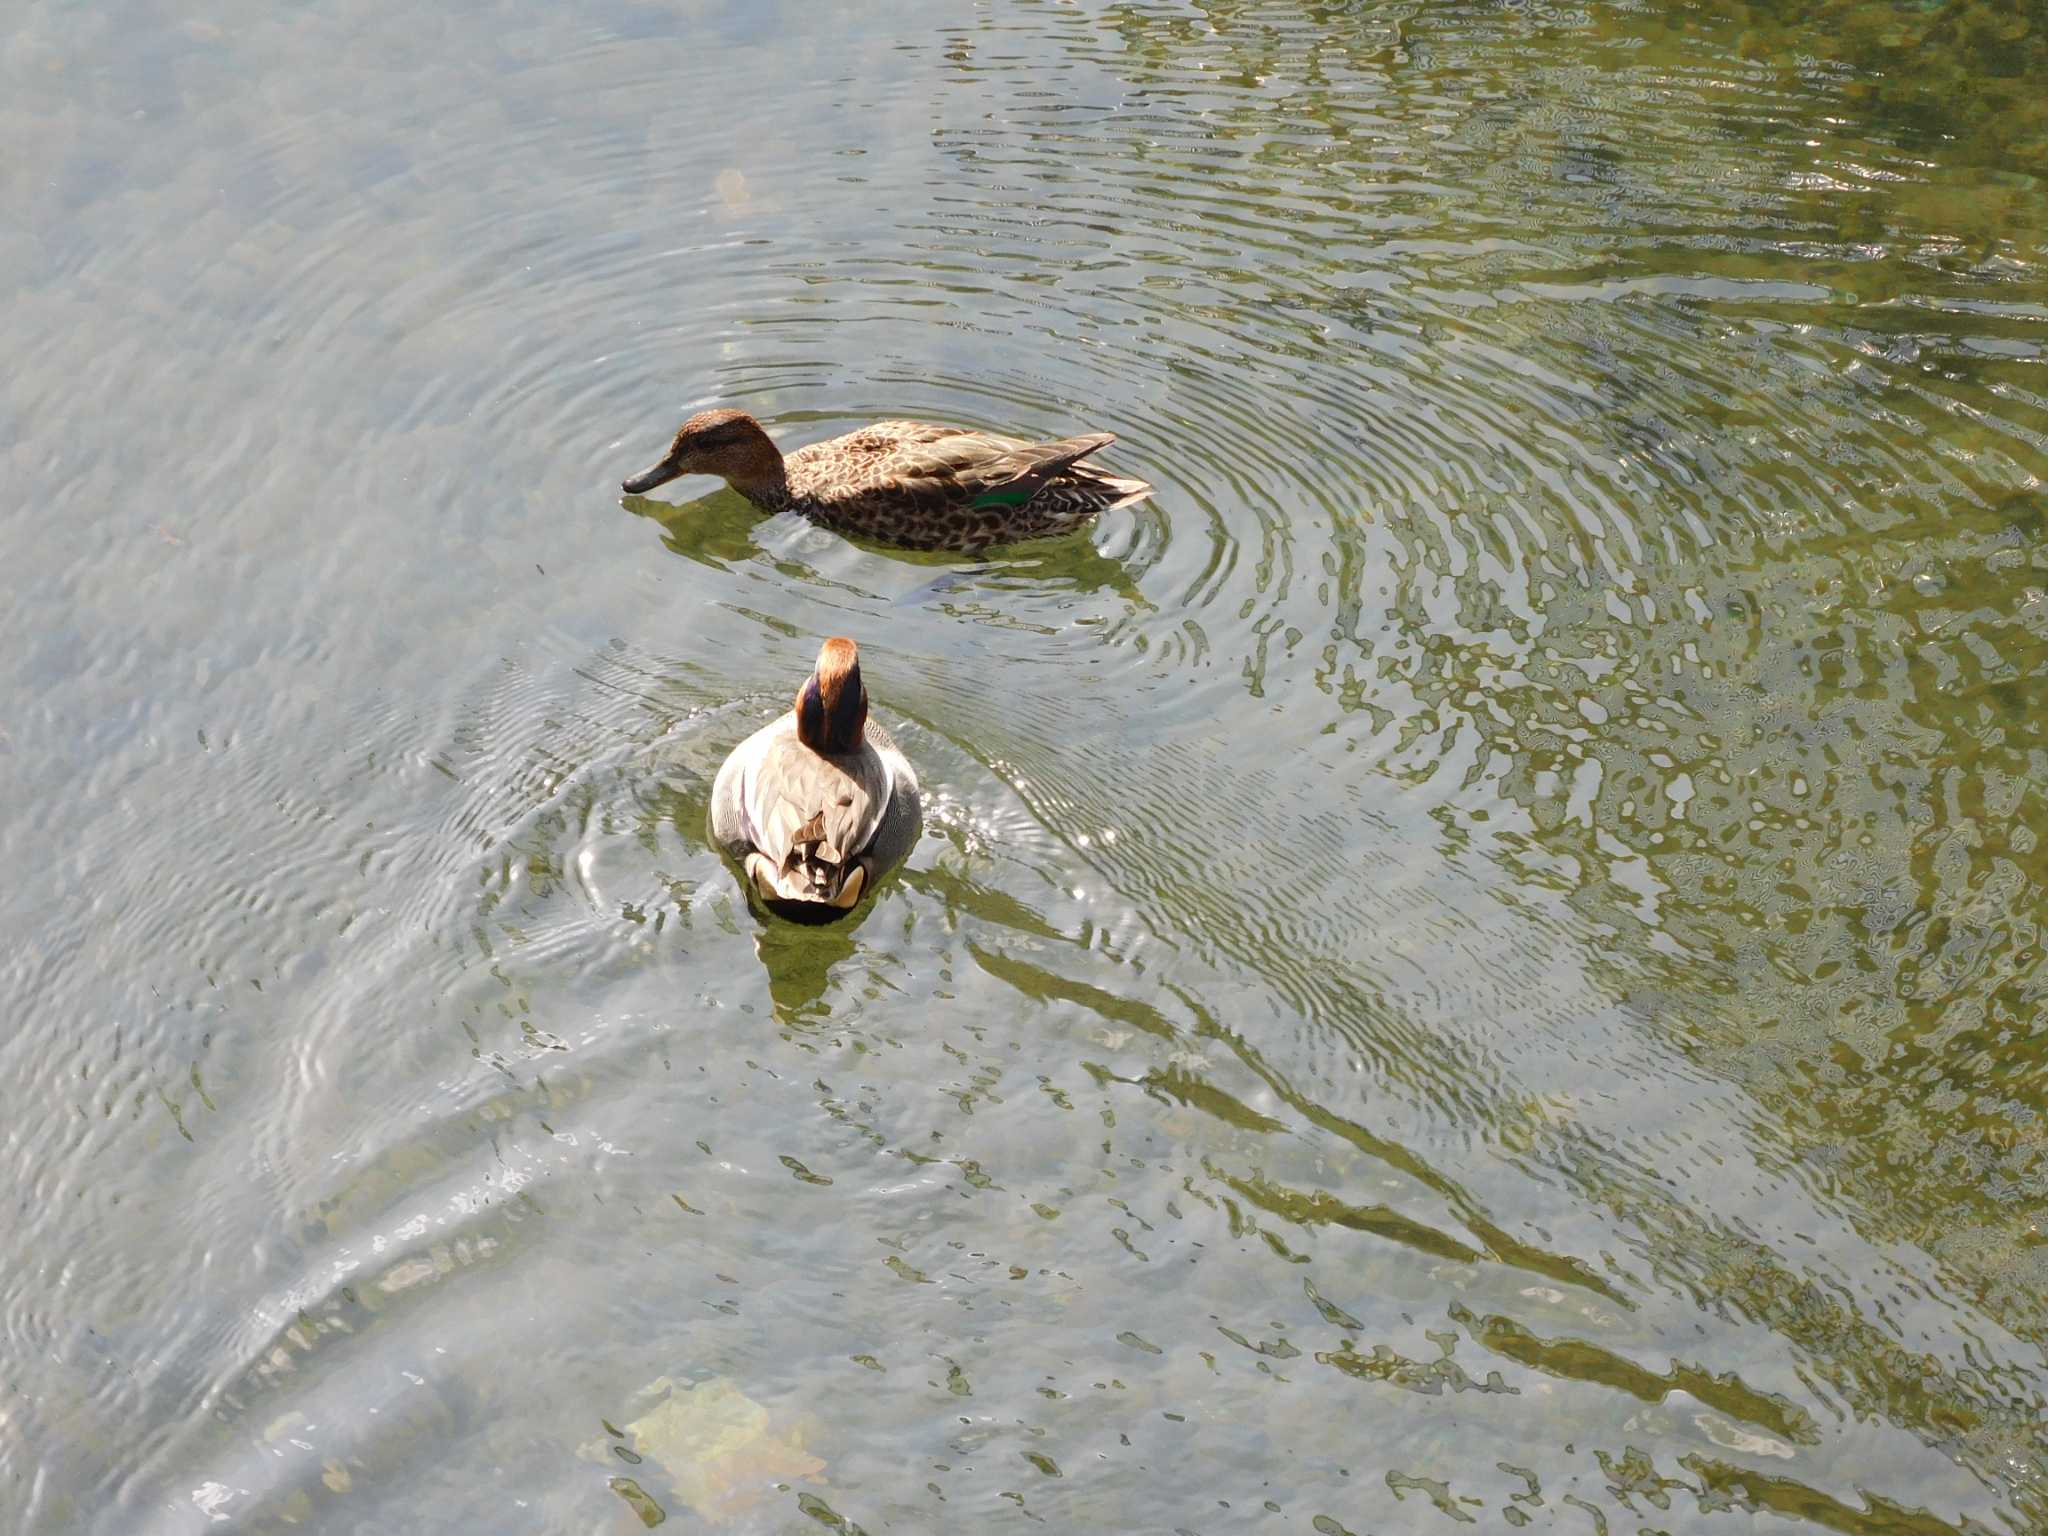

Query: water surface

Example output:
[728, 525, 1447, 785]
[4, 0, 2045, 1531]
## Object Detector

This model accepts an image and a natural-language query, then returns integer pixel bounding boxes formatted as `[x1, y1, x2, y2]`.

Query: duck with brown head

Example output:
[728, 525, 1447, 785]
[622, 406, 1152, 552]
[708, 637, 921, 917]
[622, 409, 789, 504]
[793, 636, 867, 755]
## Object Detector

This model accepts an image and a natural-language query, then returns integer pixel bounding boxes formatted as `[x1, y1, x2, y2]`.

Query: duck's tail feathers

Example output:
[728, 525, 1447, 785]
[745, 850, 870, 910]
[1066, 462, 1153, 511]
[1095, 475, 1155, 511]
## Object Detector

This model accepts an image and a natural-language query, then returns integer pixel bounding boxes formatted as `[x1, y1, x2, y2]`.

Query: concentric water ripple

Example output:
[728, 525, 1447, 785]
[4, 0, 2047, 1530]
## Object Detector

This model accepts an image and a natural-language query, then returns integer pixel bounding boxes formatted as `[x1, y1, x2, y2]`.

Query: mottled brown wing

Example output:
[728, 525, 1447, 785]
[807, 427, 1114, 512]
[906, 431, 1118, 508]
[857, 420, 1007, 448]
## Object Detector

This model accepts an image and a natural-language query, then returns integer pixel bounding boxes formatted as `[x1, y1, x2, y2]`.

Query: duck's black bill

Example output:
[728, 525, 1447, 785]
[621, 460, 683, 495]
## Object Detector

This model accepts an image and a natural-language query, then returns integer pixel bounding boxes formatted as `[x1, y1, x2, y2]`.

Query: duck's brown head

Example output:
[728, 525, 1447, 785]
[622, 409, 783, 496]
[794, 636, 868, 755]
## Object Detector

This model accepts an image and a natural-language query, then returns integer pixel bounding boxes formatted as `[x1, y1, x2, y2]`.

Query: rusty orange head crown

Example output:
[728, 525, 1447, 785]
[794, 637, 867, 754]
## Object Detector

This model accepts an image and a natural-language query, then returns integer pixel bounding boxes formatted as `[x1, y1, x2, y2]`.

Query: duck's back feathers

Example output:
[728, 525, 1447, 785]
[710, 714, 921, 910]
[913, 430, 1115, 504]
[786, 422, 1154, 549]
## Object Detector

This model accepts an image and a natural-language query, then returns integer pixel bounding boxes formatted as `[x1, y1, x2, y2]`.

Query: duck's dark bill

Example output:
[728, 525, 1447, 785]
[621, 460, 682, 495]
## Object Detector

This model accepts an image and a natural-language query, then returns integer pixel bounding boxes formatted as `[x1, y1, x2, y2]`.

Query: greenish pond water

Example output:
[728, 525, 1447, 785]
[4, 0, 2045, 1531]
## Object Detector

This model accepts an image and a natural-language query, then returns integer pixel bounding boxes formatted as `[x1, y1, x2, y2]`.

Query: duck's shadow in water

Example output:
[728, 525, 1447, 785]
[748, 905, 861, 1024]
[745, 866, 1054, 1024]
[653, 751, 872, 1021]
[620, 486, 1156, 612]
[621, 485, 772, 572]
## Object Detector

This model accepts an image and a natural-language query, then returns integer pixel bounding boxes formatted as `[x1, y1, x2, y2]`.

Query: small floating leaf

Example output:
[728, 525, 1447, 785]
[780, 1155, 833, 1187]
[609, 1476, 666, 1527]
[796, 1490, 860, 1529]
[1305, 1278, 1363, 1330]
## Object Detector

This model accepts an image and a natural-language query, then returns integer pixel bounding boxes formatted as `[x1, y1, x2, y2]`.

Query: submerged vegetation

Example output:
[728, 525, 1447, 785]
[1740, 0, 2048, 174]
